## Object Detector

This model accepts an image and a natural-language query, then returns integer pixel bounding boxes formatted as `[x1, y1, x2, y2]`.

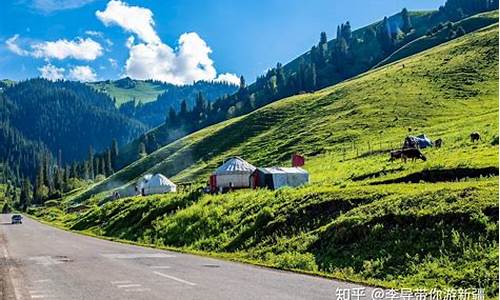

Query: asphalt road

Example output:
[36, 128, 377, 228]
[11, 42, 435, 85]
[0, 213, 379, 300]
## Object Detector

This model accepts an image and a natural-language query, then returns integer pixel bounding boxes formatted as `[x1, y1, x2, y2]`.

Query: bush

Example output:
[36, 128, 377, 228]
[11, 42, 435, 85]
[2, 202, 11, 213]
[266, 252, 318, 272]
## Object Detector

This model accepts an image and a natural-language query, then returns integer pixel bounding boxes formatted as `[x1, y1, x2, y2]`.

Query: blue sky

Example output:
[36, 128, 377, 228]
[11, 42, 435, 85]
[0, 0, 443, 84]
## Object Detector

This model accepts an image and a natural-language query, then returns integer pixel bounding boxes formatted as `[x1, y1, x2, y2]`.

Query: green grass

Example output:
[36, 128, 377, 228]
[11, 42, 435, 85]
[88, 80, 167, 106]
[34, 25, 499, 296]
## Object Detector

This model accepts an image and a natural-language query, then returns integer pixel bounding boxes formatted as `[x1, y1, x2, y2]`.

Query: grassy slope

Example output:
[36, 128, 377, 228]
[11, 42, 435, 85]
[377, 10, 499, 68]
[89, 80, 167, 106]
[39, 25, 500, 295]
[73, 23, 499, 202]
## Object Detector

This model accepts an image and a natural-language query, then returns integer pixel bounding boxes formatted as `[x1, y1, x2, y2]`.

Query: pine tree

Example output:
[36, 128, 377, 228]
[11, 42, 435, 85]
[167, 107, 176, 126]
[19, 177, 32, 211]
[378, 17, 394, 54]
[106, 149, 113, 176]
[88, 145, 94, 180]
[401, 8, 412, 33]
[180, 100, 188, 118]
[341, 21, 352, 41]
[111, 139, 119, 171]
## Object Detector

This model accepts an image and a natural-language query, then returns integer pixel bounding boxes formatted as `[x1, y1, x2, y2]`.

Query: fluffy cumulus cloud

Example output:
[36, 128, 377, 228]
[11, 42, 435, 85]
[5, 36, 103, 61]
[97, 0, 238, 85]
[96, 0, 160, 44]
[31, 38, 103, 60]
[69, 65, 97, 82]
[38, 63, 65, 81]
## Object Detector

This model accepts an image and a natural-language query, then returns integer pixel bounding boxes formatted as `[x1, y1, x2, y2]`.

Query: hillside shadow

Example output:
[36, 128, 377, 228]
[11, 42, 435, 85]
[370, 167, 498, 184]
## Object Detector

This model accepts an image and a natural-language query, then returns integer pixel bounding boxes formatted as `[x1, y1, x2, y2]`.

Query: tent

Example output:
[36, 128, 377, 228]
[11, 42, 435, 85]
[140, 174, 176, 195]
[251, 167, 309, 190]
[415, 134, 433, 148]
[211, 157, 256, 190]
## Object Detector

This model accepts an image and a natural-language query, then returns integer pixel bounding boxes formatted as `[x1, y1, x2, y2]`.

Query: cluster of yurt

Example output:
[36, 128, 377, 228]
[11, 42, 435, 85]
[209, 156, 309, 192]
[136, 173, 176, 196]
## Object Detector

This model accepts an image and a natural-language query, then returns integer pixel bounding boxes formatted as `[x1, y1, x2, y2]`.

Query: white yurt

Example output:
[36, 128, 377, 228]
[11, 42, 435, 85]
[213, 157, 256, 189]
[136, 174, 153, 192]
[141, 173, 177, 195]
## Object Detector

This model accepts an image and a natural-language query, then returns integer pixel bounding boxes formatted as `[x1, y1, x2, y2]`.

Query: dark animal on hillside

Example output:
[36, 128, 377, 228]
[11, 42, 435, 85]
[434, 138, 443, 148]
[401, 148, 427, 163]
[470, 132, 481, 143]
[389, 150, 403, 162]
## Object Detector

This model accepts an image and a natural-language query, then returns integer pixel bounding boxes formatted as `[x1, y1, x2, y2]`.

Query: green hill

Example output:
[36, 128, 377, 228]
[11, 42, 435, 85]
[35, 25, 499, 295]
[89, 78, 168, 106]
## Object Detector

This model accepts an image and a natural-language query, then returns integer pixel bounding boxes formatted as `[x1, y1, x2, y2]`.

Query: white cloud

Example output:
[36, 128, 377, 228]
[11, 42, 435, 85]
[6, 35, 103, 61]
[30, 0, 96, 13]
[31, 38, 103, 61]
[84, 30, 103, 37]
[5, 35, 29, 56]
[95, 1, 238, 85]
[96, 0, 160, 44]
[38, 63, 65, 81]
[215, 73, 240, 85]
[69, 65, 97, 82]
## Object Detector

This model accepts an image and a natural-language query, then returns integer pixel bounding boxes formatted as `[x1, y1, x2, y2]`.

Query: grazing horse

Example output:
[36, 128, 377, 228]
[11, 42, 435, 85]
[470, 132, 481, 143]
[434, 138, 443, 148]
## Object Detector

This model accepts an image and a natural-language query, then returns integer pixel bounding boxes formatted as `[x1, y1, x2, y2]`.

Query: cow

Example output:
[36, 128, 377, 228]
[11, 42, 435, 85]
[434, 138, 443, 148]
[389, 150, 403, 162]
[401, 148, 427, 162]
[389, 148, 426, 163]
[470, 132, 481, 143]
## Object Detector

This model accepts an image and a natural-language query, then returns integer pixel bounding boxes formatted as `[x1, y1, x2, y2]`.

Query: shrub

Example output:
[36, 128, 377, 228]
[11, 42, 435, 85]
[266, 252, 318, 272]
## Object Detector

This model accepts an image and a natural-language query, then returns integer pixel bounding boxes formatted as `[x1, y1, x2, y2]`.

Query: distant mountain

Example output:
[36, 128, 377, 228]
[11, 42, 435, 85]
[117, 79, 238, 128]
[2, 79, 147, 164]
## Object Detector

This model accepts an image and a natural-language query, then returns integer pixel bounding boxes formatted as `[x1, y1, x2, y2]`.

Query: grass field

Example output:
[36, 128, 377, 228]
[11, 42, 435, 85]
[33, 24, 499, 296]
[88, 80, 167, 106]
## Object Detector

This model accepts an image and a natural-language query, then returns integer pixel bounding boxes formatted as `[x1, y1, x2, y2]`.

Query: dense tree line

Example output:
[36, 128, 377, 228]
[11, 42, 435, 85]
[440, 0, 498, 21]
[3, 78, 147, 163]
[118, 80, 238, 128]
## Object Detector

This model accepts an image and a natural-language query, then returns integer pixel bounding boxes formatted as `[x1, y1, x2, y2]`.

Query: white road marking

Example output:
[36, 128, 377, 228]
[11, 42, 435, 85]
[29, 290, 48, 294]
[149, 266, 171, 269]
[102, 253, 175, 259]
[117, 284, 142, 288]
[125, 288, 151, 292]
[34, 279, 51, 283]
[153, 271, 197, 286]
[30, 295, 53, 299]
[111, 280, 131, 284]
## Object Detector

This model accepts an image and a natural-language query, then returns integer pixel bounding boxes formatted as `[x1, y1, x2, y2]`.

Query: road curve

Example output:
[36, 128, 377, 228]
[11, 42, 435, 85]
[1, 214, 376, 300]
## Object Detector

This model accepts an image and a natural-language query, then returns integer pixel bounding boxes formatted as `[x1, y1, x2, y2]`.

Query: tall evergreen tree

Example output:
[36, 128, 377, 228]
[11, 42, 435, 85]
[401, 8, 412, 33]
